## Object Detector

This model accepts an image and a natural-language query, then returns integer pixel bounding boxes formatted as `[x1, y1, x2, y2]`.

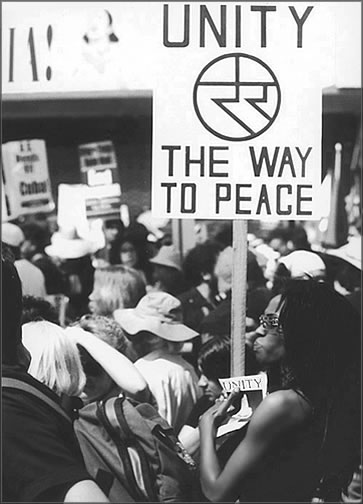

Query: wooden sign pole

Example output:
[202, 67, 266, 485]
[231, 219, 248, 377]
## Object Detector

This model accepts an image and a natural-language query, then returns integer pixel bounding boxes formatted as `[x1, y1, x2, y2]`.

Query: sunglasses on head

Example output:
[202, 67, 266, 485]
[259, 313, 281, 329]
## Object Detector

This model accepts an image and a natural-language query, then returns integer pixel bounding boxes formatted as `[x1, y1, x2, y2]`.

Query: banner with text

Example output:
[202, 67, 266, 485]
[151, 2, 335, 220]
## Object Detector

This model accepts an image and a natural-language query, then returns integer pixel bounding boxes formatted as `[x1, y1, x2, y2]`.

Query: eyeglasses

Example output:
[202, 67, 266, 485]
[259, 313, 281, 330]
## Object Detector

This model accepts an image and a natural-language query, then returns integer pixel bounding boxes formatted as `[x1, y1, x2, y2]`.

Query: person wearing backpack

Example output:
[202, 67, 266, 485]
[114, 291, 202, 435]
[1, 254, 109, 502]
[65, 316, 151, 405]
[66, 315, 198, 502]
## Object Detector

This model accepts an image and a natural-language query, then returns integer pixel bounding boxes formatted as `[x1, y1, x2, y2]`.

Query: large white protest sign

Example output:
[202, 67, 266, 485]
[151, 2, 336, 220]
[1, 139, 54, 219]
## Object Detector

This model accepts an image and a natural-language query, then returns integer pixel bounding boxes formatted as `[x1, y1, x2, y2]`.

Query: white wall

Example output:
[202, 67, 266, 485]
[2, 2, 361, 94]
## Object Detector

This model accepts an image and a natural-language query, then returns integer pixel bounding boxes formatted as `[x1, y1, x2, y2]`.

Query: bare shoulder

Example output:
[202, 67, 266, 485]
[247, 389, 312, 439]
[264, 389, 310, 411]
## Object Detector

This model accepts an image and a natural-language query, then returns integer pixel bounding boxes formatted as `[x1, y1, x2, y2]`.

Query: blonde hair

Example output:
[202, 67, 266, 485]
[90, 265, 146, 316]
[22, 321, 86, 397]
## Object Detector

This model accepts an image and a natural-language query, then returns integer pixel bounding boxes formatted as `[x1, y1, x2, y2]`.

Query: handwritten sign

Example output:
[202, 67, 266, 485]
[1, 139, 54, 219]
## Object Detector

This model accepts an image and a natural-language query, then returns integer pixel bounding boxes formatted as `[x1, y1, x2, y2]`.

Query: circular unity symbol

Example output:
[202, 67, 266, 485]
[193, 53, 281, 142]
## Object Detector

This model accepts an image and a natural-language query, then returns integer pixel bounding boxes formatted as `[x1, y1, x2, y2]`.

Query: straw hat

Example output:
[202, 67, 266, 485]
[114, 291, 198, 342]
[149, 245, 182, 272]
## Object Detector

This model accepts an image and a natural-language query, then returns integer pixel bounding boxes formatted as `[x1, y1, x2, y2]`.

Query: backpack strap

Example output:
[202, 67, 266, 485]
[2, 376, 72, 425]
[97, 397, 157, 502]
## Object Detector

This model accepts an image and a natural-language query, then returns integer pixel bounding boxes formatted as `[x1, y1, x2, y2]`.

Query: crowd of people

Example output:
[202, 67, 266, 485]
[2, 215, 361, 502]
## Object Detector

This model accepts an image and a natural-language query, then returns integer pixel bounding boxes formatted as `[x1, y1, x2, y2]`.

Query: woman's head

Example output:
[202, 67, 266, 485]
[89, 265, 146, 316]
[119, 239, 139, 269]
[22, 321, 86, 397]
[116, 224, 149, 268]
[197, 337, 230, 400]
[104, 219, 124, 244]
[279, 279, 360, 399]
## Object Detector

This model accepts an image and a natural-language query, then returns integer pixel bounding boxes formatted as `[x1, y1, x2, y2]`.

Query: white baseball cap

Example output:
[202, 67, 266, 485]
[279, 250, 326, 279]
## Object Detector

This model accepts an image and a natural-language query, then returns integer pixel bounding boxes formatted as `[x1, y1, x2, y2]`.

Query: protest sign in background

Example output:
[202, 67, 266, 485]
[78, 140, 122, 219]
[1, 139, 54, 220]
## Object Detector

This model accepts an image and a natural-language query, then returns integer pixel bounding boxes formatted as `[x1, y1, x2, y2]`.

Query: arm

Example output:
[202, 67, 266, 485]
[199, 390, 309, 502]
[64, 480, 109, 502]
[65, 327, 151, 402]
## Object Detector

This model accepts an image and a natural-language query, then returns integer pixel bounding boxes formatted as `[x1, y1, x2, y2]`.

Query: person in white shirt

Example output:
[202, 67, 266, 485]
[114, 291, 201, 434]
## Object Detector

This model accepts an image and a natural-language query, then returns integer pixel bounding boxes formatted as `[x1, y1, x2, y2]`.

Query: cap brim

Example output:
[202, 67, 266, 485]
[113, 309, 199, 342]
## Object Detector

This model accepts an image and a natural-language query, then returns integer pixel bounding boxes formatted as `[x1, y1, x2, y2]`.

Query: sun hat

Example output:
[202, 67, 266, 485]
[113, 291, 198, 342]
[325, 235, 361, 270]
[149, 245, 182, 272]
[2, 223, 25, 247]
[45, 227, 95, 260]
[279, 250, 326, 278]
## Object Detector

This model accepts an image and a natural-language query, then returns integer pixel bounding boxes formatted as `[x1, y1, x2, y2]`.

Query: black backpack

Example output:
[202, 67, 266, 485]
[75, 394, 198, 502]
